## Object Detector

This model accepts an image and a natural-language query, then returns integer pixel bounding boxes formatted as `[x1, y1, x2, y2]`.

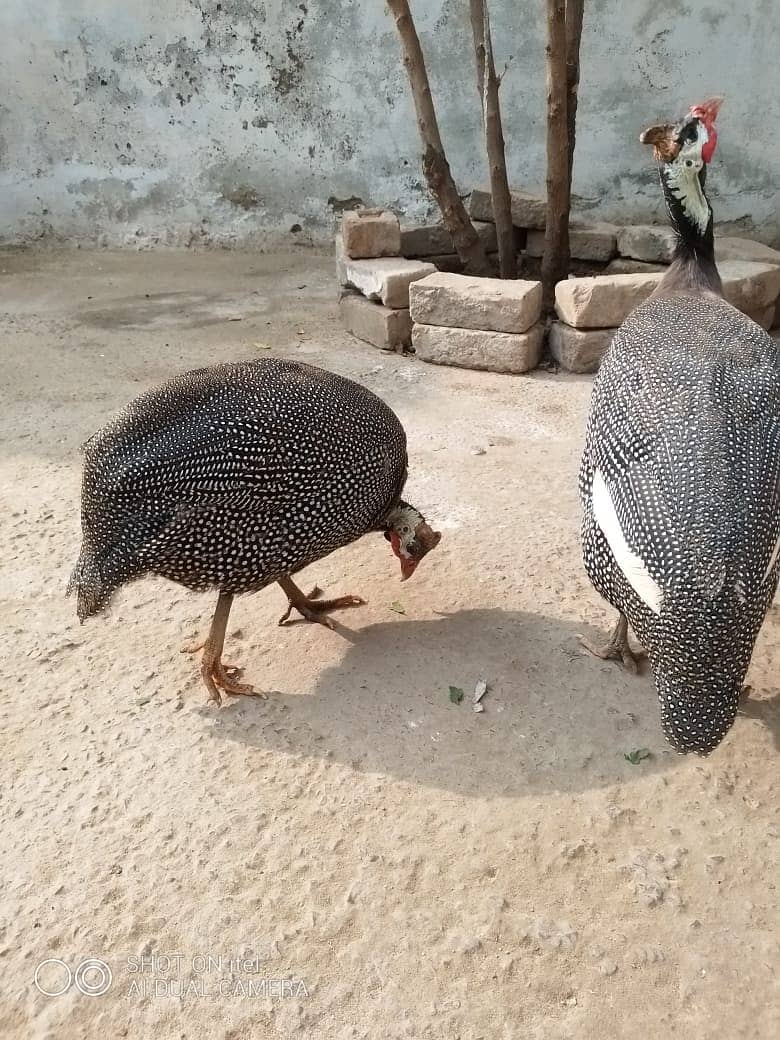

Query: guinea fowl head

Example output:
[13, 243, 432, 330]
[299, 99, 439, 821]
[640, 97, 724, 292]
[639, 97, 722, 168]
[384, 502, 441, 581]
[655, 669, 742, 756]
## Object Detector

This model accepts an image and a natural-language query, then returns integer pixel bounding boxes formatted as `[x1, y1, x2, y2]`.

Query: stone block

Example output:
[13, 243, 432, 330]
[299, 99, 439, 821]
[554, 272, 661, 328]
[412, 322, 543, 374]
[469, 189, 546, 229]
[605, 257, 667, 275]
[400, 220, 497, 258]
[555, 259, 780, 331]
[526, 222, 619, 262]
[339, 293, 412, 351]
[747, 304, 776, 332]
[719, 260, 780, 314]
[341, 256, 436, 309]
[549, 323, 615, 373]
[716, 237, 780, 266]
[473, 220, 500, 253]
[341, 209, 401, 259]
[617, 225, 678, 263]
[400, 223, 452, 257]
[427, 253, 465, 273]
[468, 189, 493, 222]
[423, 251, 505, 274]
[409, 272, 541, 334]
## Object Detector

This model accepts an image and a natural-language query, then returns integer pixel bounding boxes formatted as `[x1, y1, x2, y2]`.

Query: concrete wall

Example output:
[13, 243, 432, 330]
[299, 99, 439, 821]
[1, 0, 778, 248]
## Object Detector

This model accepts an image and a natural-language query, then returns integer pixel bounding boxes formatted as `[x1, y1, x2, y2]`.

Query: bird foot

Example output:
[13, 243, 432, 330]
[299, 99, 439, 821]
[578, 633, 645, 674]
[201, 656, 265, 704]
[277, 585, 366, 628]
[182, 641, 264, 703]
[182, 592, 265, 705]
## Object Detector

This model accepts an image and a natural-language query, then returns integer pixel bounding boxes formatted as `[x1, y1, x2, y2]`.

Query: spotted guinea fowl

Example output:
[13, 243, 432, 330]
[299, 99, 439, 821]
[579, 97, 780, 754]
[68, 358, 441, 703]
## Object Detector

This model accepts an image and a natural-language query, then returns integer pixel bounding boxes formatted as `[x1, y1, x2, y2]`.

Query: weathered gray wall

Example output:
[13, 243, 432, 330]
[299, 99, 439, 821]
[1, 0, 778, 248]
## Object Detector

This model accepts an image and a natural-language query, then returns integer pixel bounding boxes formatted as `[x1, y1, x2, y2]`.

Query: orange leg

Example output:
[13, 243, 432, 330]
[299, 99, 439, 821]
[180, 592, 264, 704]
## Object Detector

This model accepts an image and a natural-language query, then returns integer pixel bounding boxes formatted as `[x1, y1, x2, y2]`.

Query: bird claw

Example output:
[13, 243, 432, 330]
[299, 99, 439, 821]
[202, 659, 264, 704]
[577, 633, 644, 674]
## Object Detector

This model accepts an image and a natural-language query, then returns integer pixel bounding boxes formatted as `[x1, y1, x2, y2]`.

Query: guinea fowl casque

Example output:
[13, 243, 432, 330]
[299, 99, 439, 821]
[68, 358, 441, 702]
[579, 98, 780, 754]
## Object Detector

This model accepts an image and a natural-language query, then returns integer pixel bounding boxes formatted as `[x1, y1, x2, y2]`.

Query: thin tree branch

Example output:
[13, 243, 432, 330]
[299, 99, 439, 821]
[387, 0, 491, 275]
[565, 0, 585, 186]
[469, 0, 517, 278]
[541, 0, 570, 310]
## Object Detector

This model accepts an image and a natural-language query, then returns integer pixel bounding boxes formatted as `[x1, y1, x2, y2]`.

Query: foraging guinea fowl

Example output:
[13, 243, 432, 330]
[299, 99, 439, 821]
[579, 98, 780, 754]
[68, 358, 441, 702]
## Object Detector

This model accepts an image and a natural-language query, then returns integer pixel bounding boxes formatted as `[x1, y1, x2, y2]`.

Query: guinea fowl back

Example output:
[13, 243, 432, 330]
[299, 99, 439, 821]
[69, 359, 409, 619]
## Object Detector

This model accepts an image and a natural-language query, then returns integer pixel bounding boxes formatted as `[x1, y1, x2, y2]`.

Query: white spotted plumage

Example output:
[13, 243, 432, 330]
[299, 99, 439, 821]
[68, 358, 410, 618]
[581, 293, 780, 754]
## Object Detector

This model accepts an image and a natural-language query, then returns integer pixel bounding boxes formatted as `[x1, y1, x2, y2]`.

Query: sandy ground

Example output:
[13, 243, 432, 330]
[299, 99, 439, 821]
[0, 248, 778, 1039]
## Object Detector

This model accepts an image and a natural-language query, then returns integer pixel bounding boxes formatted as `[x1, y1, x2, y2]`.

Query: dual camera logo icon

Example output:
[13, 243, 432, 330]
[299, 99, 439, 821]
[34, 958, 113, 997]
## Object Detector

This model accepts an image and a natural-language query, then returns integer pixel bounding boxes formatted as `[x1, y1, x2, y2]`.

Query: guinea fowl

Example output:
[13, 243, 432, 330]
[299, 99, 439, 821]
[68, 358, 441, 703]
[579, 98, 780, 754]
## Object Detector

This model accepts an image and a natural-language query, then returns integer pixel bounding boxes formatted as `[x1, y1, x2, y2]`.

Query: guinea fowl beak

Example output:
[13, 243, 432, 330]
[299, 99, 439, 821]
[400, 557, 418, 581]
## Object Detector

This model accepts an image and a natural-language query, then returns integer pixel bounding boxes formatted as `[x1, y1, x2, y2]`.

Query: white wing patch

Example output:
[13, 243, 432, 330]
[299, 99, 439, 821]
[592, 469, 664, 615]
[764, 533, 780, 583]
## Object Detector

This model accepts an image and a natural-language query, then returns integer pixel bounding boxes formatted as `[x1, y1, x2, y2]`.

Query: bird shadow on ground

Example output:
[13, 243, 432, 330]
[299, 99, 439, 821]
[203, 607, 696, 797]
[739, 691, 780, 752]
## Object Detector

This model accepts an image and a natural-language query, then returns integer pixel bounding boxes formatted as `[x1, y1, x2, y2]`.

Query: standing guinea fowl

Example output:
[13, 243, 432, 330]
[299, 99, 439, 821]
[579, 98, 780, 754]
[68, 358, 441, 703]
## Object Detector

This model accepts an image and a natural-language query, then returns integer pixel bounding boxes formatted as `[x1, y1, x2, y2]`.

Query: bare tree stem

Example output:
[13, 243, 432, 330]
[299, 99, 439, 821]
[387, 0, 491, 275]
[469, 0, 517, 278]
[565, 0, 585, 186]
[541, 0, 570, 310]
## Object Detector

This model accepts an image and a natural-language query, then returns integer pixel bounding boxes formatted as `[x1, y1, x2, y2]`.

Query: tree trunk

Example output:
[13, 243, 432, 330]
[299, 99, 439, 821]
[469, 0, 517, 279]
[565, 0, 585, 186]
[541, 0, 570, 311]
[387, 0, 492, 276]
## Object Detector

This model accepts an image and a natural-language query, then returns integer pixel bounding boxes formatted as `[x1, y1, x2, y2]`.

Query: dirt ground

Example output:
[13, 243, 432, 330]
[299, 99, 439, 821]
[1, 248, 778, 1039]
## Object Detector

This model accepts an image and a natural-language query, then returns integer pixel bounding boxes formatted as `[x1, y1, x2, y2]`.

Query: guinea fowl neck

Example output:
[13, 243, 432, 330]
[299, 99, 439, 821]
[657, 162, 722, 296]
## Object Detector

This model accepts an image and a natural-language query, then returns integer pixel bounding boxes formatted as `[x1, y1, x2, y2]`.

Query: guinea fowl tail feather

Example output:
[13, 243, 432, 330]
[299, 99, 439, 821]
[67, 547, 112, 621]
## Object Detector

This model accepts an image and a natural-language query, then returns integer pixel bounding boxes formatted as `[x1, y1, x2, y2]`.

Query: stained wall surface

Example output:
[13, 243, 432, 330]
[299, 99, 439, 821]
[1, 1, 777, 247]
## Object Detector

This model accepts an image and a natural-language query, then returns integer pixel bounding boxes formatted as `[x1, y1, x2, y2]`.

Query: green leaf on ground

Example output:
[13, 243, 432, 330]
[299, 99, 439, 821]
[389, 601, 406, 615]
[624, 747, 651, 764]
[448, 686, 464, 704]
